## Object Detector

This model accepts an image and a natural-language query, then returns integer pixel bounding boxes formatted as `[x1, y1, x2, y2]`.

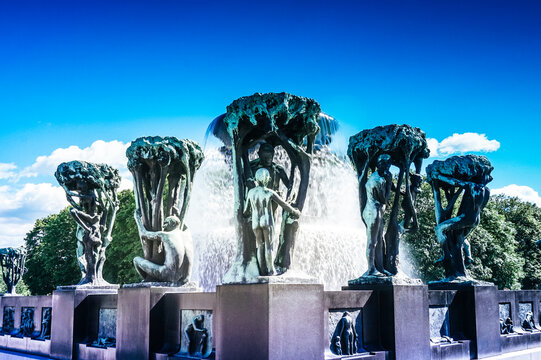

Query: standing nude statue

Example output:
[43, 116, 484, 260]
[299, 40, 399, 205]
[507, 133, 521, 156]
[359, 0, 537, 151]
[244, 168, 300, 276]
[363, 154, 393, 277]
[133, 210, 193, 284]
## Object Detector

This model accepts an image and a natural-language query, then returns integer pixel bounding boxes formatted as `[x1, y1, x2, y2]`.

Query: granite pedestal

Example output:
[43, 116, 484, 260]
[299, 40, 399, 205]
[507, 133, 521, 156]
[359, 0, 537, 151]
[345, 280, 430, 360]
[216, 282, 325, 360]
[428, 283, 501, 359]
[116, 285, 199, 360]
[50, 286, 118, 360]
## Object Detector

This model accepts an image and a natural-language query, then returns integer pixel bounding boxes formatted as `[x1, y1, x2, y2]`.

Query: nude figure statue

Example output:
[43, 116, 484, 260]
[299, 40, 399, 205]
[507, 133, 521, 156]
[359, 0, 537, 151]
[243, 168, 301, 276]
[133, 210, 193, 284]
[363, 154, 393, 277]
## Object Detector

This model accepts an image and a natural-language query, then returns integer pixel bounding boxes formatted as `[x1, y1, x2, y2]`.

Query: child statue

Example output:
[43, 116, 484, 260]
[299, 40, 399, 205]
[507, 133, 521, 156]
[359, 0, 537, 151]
[244, 168, 301, 276]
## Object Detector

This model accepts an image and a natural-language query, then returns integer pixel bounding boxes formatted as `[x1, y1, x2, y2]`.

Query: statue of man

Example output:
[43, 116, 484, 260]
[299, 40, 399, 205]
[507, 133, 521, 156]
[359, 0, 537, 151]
[434, 180, 490, 280]
[249, 143, 290, 193]
[363, 154, 393, 277]
[133, 210, 193, 283]
[244, 168, 300, 276]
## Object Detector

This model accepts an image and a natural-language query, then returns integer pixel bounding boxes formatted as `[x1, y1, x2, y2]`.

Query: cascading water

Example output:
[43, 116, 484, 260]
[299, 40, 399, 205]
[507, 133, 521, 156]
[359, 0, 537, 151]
[186, 146, 368, 291]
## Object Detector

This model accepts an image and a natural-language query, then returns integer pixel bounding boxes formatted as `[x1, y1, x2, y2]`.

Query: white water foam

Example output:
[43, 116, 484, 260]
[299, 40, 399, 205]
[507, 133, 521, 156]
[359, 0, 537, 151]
[185, 147, 368, 291]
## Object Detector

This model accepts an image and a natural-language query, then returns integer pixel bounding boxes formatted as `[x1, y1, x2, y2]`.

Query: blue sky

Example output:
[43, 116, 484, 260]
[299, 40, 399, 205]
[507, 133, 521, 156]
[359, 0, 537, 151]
[0, 0, 540, 245]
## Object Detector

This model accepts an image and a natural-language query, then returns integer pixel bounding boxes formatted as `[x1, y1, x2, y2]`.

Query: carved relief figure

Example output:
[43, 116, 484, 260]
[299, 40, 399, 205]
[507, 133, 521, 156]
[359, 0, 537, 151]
[33, 307, 51, 340]
[523, 311, 536, 331]
[330, 312, 358, 355]
[244, 168, 300, 275]
[2, 307, 14, 334]
[185, 315, 210, 357]
[16, 307, 34, 337]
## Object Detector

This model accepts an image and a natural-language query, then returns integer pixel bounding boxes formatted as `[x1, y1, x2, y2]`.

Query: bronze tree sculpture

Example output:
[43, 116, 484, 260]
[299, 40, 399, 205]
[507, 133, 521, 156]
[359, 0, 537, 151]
[427, 154, 492, 284]
[219, 92, 321, 283]
[126, 136, 204, 284]
[348, 124, 429, 282]
[0, 247, 26, 295]
[56, 161, 120, 286]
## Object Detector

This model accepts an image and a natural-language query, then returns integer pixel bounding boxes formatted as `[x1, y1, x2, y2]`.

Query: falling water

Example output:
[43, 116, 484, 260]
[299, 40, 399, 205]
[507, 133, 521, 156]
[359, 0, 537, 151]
[185, 147, 368, 291]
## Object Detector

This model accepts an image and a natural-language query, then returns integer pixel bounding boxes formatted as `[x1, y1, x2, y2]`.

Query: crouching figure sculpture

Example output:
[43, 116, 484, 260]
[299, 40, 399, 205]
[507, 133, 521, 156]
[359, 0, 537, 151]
[127, 136, 204, 284]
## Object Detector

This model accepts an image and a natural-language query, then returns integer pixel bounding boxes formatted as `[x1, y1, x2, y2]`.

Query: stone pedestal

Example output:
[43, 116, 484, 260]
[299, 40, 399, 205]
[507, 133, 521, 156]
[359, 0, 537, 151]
[116, 285, 199, 360]
[428, 283, 501, 359]
[216, 282, 324, 360]
[345, 281, 430, 360]
[50, 286, 118, 360]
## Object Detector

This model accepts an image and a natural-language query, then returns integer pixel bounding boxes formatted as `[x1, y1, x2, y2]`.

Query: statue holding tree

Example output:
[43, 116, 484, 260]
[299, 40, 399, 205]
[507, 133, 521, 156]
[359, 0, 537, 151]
[126, 136, 204, 285]
[347, 124, 429, 284]
[426, 154, 493, 285]
[0, 247, 26, 295]
[55, 161, 120, 287]
[217, 92, 321, 283]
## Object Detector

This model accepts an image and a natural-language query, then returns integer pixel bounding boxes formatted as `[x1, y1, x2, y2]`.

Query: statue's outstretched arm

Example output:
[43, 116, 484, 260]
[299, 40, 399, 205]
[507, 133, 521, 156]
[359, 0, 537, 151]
[270, 190, 301, 217]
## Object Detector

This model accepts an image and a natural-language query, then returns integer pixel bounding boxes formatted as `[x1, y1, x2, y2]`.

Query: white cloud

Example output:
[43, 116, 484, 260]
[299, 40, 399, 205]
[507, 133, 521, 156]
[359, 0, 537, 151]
[427, 138, 439, 157]
[492, 184, 541, 207]
[0, 139, 136, 246]
[0, 183, 67, 247]
[0, 163, 17, 180]
[427, 132, 500, 157]
[0, 218, 34, 248]
[20, 140, 130, 179]
[0, 183, 67, 215]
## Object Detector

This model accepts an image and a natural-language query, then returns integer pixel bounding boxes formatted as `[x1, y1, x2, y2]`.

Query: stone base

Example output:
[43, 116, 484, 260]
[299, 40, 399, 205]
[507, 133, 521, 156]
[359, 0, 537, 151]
[122, 281, 200, 291]
[116, 285, 202, 360]
[325, 351, 386, 359]
[223, 267, 317, 285]
[347, 274, 422, 288]
[50, 287, 119, 360]
[343, 283, 430, 360]
[57, 284, 120, 291]
[428, 276, 493, 290]
[216, 282, 324, 360]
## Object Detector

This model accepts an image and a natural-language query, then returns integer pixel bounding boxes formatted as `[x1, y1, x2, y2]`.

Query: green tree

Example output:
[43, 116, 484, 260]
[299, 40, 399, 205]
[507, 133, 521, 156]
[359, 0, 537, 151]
[23, 209, 79, 294]
[490, 195, 541, 289]
[103, 190, 142, 284]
